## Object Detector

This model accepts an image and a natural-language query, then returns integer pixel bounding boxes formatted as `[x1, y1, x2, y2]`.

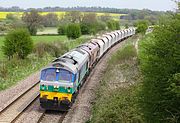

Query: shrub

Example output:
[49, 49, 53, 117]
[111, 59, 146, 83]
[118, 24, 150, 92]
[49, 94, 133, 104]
[115, 21, 120, 30]
[58, 25, 67, 35]
[80, 21, 106, 35]
[80, 23, 91, 35]
[107, 20, 120, 30]
[2, 28, 33, 59]
[135, 20, 148, 34]
[95, 21, 106, 32]
[66, 23, 81, 39]
[33, 41, 68, 58]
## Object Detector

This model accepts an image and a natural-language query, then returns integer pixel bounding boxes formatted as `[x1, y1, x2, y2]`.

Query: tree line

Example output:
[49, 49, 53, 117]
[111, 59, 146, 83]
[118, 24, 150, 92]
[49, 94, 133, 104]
[0, 6, 166, 14]
[1, 10, 120, 60]
[138, 3, 180, 122]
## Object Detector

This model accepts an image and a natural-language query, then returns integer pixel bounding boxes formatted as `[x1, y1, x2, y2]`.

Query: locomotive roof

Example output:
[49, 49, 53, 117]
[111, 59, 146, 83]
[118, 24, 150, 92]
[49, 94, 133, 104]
[51, 60, 78, 74]
[44, 49, 89, 74]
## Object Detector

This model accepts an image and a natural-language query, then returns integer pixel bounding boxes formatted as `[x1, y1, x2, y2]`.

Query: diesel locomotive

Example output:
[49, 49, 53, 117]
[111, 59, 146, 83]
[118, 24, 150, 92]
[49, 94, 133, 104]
[39, 28, 136, 111]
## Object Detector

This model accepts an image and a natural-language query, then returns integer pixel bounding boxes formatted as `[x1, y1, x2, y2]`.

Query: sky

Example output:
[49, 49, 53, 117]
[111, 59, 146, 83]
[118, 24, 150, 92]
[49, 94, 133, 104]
[0, 0, 177, 11]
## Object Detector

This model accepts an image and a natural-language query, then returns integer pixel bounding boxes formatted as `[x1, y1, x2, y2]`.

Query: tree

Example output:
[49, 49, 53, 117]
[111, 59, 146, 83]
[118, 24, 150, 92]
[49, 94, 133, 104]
[80, 13, 99, 35]
[135, 20, 148, 34]
[22, 10, 42, 35]
[82, 13, 97, 23]
[139, 14, 180, 122]
[66, 23, 81, 39]
[42, 13, 59, 27]
[99, 13, 111, 22]
[65, 11, 82, 23]
[174, 0, 180, 11]
[2, 28, 33, 59]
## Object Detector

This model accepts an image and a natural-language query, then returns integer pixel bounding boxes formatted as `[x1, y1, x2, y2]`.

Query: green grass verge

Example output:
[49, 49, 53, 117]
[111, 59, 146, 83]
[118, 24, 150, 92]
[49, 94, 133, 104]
[0, 55, 53, 90]
[88, 36, 143, 123]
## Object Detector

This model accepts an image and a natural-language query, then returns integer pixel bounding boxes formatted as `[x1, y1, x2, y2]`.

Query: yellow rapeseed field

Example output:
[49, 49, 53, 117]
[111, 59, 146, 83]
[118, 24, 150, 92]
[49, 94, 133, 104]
[0, 11, 126, 19]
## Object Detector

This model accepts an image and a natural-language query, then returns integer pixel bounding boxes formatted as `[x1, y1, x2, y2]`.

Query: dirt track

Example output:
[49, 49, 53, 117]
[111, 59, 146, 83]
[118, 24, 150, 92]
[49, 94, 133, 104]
[62, 39, 131, 123]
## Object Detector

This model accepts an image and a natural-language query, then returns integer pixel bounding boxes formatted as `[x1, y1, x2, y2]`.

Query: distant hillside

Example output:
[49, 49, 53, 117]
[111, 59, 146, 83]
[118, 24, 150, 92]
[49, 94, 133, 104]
[0, 6, 165, 14]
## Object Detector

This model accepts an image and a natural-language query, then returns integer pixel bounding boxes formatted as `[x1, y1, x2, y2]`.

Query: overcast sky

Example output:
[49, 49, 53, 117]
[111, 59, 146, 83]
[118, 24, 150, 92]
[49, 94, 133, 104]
[0, 0, 177, 11]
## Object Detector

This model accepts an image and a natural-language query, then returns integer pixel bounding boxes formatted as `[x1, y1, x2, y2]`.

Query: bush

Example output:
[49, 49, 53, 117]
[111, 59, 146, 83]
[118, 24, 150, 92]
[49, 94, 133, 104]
[58, 25, 67, 35]
[95, 21, 106, 32]
[80, 21, 106, 35]
[80, 23, 91, 35]
[33, 41, 68, 58]
[2, 28, 33, 59]
[135, 20, 148, 34]
[66, 23, 81, 39]
[107, 20, 120, 30]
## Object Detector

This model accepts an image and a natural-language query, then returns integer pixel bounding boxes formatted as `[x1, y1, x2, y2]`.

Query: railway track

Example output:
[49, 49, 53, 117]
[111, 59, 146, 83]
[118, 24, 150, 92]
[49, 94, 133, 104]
[0, 82, 40, 123]
[38, 110, 67, 123]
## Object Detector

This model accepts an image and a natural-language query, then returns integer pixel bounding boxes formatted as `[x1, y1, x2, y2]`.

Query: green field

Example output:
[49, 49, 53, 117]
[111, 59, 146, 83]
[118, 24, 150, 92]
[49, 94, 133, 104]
[37, 27, 58, 35]
[0, 35, 68, 59]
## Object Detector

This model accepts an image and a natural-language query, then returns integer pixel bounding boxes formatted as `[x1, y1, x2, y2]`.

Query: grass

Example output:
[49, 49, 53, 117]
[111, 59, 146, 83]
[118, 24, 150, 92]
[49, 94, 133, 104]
[37, 27, 58, 35]
[0, 36, 4, 59]
[0, 55, 53, 90]
[32, 35, 67, 43]
[88, 36, 143, 123]
[0, 35, 91, 91]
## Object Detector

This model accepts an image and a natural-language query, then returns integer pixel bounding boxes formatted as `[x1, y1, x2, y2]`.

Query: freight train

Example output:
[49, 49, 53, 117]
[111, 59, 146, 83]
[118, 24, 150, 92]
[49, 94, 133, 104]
[39, 28, 136, 111]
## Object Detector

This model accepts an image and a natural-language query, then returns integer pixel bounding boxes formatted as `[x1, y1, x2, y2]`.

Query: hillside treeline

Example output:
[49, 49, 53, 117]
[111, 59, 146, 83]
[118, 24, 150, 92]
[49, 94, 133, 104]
[0, 6, 165, 14]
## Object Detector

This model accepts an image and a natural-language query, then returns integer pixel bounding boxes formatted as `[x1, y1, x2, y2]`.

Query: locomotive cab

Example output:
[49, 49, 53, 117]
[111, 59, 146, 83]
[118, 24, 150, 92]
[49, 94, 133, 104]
[40, 49, 89, 111]
[39, 65, 77, 111]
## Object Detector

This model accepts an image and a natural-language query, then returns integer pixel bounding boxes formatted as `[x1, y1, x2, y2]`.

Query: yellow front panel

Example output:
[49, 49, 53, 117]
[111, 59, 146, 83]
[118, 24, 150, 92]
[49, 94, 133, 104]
[40, 91, 72, 102]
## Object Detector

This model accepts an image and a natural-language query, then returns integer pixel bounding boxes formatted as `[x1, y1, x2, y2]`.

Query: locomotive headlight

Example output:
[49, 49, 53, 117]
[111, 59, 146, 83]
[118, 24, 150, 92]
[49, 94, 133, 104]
[41, 84, 46, 91]
[54, 85, 59, 91]
[67, 87, 71, 93]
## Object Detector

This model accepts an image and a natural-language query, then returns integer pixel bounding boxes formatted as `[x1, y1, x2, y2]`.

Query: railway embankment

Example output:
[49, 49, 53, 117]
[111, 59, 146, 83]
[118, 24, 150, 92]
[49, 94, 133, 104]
[88, 35, 143, 122]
